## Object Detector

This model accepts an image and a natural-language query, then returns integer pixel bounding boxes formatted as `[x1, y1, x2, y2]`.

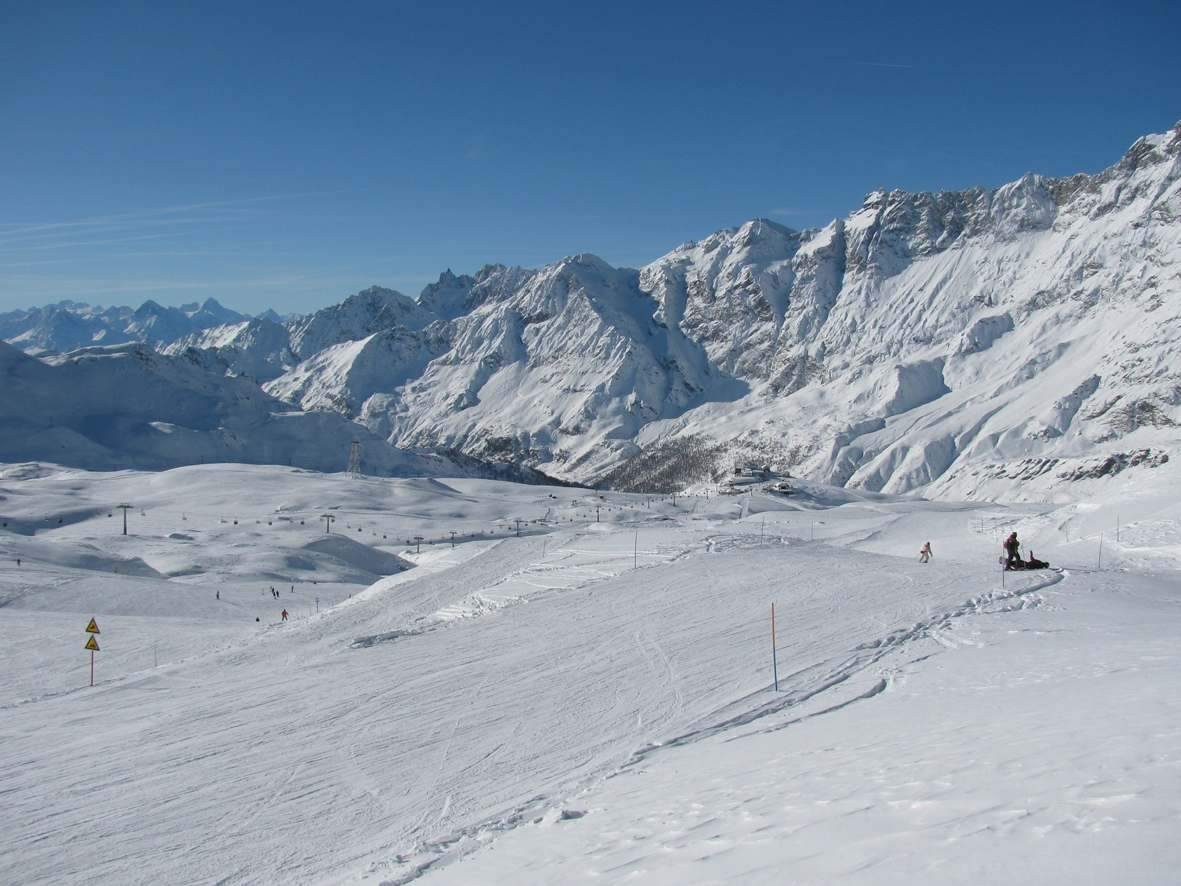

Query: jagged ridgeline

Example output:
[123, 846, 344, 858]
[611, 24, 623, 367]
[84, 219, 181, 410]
[2, 122, 1179, 500]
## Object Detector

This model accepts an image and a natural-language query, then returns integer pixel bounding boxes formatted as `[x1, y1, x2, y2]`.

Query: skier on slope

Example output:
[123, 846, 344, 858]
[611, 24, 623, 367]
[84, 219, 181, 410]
[919, 541, 933, 563]
[1003, 532, 1022, 569]
[281, 609, 288, 622]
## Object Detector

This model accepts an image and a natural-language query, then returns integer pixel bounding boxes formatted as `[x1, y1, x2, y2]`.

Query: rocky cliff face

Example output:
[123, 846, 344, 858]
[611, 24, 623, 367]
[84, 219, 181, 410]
[372, 255, 727, 475]
[627, 123, 1181, 498]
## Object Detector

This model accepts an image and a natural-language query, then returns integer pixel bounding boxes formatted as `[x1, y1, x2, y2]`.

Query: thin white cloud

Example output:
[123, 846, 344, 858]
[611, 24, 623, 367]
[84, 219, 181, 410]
[0, 192, 337, 241]
[0, 271, 369, 300]
[0, 233, 184, 254]
[0, 248, 285, 268]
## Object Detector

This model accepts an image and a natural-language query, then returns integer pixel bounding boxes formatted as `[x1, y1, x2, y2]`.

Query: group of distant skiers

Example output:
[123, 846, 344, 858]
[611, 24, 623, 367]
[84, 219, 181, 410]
[211, 586, 296, 622]
[916, 532, 1049, 570]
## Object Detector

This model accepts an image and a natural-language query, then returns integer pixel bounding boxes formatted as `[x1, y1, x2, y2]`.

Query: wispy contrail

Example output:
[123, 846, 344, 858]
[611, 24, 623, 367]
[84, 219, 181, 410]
[0, 233, 183, 253]
[0, 192, 338, 241]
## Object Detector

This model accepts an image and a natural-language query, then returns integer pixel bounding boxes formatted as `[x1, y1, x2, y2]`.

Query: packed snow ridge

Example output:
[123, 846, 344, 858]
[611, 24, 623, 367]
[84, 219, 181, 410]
[3, 122, 1180, 499]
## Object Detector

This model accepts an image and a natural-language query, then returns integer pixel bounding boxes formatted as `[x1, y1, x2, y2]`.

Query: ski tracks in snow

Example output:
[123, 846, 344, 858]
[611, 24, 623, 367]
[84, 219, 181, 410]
[373, 553, 1066, 885]
[629, 568, 1065, 757]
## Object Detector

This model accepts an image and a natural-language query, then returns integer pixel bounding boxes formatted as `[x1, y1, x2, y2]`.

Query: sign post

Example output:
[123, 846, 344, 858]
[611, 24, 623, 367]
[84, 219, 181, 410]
[84, 618, 101, 687]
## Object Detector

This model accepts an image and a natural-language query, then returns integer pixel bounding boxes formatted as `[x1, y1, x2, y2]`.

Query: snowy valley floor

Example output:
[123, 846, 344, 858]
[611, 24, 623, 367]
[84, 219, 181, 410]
[0, 464, 1179, 884]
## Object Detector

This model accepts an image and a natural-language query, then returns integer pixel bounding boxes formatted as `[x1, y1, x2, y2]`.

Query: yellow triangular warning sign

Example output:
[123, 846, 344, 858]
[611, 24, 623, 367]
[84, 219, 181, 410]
[85, 618, 100, 634]
[84, 635, 100, 651]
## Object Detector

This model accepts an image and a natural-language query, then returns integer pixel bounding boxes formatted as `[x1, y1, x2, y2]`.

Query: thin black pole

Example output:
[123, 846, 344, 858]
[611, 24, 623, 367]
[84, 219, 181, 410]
[771, 603, 779, 692]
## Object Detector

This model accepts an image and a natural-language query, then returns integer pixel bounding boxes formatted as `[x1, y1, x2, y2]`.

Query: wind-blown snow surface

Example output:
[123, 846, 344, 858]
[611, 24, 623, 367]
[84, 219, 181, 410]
[1, 463, 1179, 884]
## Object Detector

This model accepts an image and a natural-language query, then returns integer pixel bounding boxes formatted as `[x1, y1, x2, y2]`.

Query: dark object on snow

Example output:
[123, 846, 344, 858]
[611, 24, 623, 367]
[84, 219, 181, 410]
[1025, 551, 1050, 569]
[1003, 532, 1021, 568]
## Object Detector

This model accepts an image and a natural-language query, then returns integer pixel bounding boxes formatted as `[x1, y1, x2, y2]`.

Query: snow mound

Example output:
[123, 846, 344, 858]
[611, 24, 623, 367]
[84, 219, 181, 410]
[300, 535, 411, 579]
[0, 534, 163, 579]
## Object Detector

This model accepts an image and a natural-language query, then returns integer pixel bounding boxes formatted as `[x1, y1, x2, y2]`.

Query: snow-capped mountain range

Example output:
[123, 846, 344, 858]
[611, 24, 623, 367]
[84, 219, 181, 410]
[3, 122, 1178, 499]
[0, 297, 249, 355]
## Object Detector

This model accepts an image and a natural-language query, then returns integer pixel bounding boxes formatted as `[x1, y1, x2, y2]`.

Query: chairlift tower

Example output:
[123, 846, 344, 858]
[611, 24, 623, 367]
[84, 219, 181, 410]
[116, 503, 133, 536]
[347, 440, 362, 479]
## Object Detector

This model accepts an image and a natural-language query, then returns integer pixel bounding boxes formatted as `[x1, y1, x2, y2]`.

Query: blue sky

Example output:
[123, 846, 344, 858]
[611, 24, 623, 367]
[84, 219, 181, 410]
[1, 0, 1178, 314]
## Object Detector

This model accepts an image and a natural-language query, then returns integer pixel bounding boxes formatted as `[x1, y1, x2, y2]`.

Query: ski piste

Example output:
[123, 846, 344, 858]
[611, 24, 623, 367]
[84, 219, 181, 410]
[2, 463, 1180, 883]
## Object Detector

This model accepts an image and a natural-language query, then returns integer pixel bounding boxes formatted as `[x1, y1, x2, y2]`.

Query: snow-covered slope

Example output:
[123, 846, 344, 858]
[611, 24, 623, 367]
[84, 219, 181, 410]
[631, 124, 1181, 499]
[285, 285, 436, 360]
[0, 340, 476, 477]
[3, 464, 1180, 884]
[155, 286, 443, 385]
[163, 316, 297, 382]
[382, 255, 732, 474]
[0, 302, 134, 353]
[264, 326, 448, 415]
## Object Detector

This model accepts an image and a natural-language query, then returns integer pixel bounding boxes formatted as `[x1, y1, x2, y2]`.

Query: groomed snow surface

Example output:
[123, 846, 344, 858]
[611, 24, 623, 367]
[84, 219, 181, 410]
[1, 464, 1179, 885]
